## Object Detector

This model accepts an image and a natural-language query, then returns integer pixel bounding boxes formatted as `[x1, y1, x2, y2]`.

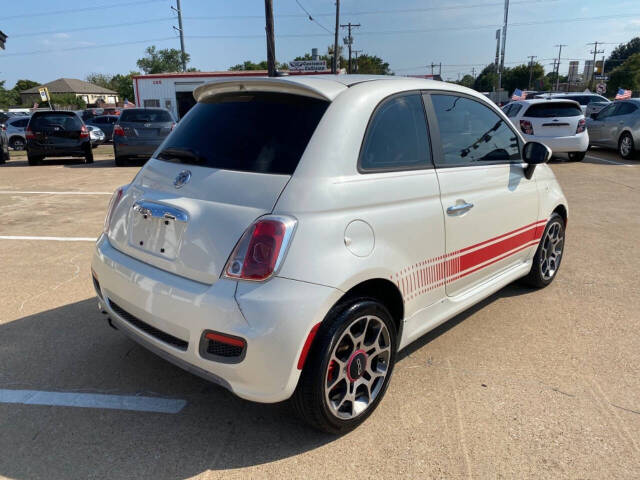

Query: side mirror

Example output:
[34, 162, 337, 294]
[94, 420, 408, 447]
[522, 141, 552, 179]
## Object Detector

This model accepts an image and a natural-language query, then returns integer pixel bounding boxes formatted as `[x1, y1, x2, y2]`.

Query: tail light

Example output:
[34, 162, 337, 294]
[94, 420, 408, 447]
[576, 118, 586, 133]
[103, 186, 127, 234]
[520, 119, 534, 135]
[113, 125, 125, 137]
[223, 215, 297, 281]
[80, 124, 90, 138]
[25, 126, 35, 139]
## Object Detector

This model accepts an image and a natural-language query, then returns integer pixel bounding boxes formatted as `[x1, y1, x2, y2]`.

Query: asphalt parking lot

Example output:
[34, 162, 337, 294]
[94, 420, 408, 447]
[0, 145, 639, 479]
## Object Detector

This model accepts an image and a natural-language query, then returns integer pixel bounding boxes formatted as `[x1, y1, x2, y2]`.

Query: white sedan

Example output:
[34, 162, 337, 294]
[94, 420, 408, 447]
[503, 99, 589, 161]
[92, 75, 568, 433]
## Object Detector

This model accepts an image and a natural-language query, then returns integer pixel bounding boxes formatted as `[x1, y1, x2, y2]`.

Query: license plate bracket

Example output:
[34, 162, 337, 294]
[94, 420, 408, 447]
[129, 201, 188, 259]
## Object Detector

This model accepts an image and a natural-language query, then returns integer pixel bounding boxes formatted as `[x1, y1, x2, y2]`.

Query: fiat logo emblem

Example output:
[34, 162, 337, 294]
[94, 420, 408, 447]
[173, 170, 191, 188]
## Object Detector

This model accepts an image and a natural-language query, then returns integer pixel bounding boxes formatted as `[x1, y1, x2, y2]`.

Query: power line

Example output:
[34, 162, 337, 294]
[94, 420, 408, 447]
[2, 0, 166, 21]
[9, 18, 172, 38]
[0, 37, 176, 58]
[294, 0, 333, 35]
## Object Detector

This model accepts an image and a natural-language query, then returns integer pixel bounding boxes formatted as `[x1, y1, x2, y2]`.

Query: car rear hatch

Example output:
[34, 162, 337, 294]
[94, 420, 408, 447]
[118, 109, 174, 141]
[29, 112, 84, 148]
[106, 80, 337, 284]
[521, 101, 583, 137]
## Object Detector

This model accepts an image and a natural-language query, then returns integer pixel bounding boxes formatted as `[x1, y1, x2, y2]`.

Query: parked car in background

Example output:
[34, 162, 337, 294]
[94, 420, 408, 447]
[87, 125, 106, 148]
[79, 108, 104, 123]
[86, 115, 118, 142]
[5, 115, 30, 150]
[586, 99, 640, 159]
[0, 123, 10, 163]
[585, 101, 610, 117]
[534, 93, 610, 114]
[503, 99, 588, 161]
[113, 108, 175, 166]
[25, 111, 93, 165]
[93, 75, 568, 433]
[102, 108, 121, 116]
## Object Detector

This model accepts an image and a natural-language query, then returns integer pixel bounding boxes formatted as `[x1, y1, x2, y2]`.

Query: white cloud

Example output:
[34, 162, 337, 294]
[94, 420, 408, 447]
[52, 32, 71, 39]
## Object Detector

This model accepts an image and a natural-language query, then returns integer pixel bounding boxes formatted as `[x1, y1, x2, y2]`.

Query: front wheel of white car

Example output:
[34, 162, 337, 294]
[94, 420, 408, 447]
[521, 213, 565, 288]
[292, 299, 397, 434]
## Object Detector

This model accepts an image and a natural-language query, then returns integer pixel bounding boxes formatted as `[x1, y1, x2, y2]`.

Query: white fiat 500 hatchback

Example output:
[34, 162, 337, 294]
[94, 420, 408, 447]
[92, 75, 568, 433]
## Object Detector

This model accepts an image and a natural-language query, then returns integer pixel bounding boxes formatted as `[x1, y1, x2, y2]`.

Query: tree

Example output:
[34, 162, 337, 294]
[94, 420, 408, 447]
[229, 60, 288, 71]
[136, 45, 190, 74]
[606, 53, 640, 97]
[503, 62, 546, 93]
[354, 54, 391, 75]
[13, 79, 40, 92]
[0, 80, 19, 108]
[473, 64, 498, 92]
[85, 73, 113, 89]
[48, 93, 86, 109]
[111, 72, 139, 102]
[457, 74, 475, 88]
[605, 37, 640, 74]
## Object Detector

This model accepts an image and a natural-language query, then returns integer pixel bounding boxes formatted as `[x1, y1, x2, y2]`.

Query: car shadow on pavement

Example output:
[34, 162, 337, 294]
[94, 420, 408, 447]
[1, 158, 114, 168]
[0, 298, 333, 480]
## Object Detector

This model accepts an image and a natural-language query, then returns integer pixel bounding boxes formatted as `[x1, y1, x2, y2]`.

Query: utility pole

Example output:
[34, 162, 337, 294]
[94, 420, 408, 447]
[353, 49, 362, 73]
[171, 0, 186, 71]
[471, 67, 476, 78]
[554, 44, 567, 91]
[333, 0, 340, 74]
[498, 0, 509, 91]
[494, 28, 501, 91]
[430, 62, 435, 75]
[527, 55, 537, 90]
[340, 22, 360, 73]
[264, 0, 276, 76]
[587, 41, 604, 90]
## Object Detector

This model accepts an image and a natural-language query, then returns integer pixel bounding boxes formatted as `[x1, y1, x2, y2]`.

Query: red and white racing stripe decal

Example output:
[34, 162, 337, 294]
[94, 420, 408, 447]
[392, 219, 547, 302]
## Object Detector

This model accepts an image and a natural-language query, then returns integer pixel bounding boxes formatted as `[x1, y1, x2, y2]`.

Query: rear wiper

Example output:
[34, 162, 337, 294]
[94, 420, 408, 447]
[156, 147, 206, 164]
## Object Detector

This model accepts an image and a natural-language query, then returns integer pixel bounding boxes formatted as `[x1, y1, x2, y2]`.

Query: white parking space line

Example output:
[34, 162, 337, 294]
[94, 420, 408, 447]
[0, 191, 112, 195]
[0, 389, 186, 414]
[0, 236, 96, 242]
[585, 155, 636, 166]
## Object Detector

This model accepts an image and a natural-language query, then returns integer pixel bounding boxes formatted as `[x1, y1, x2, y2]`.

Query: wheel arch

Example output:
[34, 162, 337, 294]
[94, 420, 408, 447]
[552, 204, 568, 226]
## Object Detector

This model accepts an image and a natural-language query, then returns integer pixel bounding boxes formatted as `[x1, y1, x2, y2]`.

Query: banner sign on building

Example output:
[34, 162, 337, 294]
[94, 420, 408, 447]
[289, 60, 327, 72]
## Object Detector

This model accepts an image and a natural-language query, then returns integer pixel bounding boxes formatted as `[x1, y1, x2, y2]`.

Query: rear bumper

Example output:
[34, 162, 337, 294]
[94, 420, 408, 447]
[26, 140, 89, 157]
[522, 132, 589, 154]
[92, 235, 342, 403]
[114, 139, 162, 157]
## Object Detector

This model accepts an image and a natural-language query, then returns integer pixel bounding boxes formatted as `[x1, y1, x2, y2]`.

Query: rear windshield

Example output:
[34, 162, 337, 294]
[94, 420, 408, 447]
[524, 103, 582, 118]
[157, 92, 330, 175]
[30, 113, 82, 130]
[120, 109, 173, 123]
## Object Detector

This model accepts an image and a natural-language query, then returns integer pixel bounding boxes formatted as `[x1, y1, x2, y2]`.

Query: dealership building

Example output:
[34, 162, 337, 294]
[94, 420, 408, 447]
[132, 70, 331, 119]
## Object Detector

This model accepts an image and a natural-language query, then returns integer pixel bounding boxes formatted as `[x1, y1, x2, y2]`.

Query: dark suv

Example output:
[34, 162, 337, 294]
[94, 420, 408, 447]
[26, 111, 93, 165]
[113, 108, 174, 166]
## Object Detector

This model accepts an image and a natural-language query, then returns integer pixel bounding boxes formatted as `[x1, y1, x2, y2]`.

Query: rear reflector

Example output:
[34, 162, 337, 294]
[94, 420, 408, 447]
[297, 323, 321, 370]
[205, 332, 245, 348]
[200, 331, 246, 361]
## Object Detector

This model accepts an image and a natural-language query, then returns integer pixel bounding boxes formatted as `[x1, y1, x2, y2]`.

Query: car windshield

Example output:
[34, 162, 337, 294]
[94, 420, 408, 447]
[156, 92, 330, 175]
[30, 114, 82, 130]
[524, 103, 582, 118]
[120, 110, 173, 123]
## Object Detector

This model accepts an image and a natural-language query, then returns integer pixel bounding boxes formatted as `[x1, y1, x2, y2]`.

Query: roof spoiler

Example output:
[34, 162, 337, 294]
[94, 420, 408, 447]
[193, 77, 343, 103]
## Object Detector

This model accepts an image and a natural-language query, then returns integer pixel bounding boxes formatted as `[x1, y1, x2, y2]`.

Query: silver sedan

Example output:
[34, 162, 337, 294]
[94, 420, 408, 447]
[587, 99, 640, 159]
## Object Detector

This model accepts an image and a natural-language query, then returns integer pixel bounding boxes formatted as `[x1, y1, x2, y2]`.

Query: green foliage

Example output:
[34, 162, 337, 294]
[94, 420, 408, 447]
[47, 93, 86, 109]
[354, 54, 391, 75]
[228, 60, 288, 71]
[85, 71, 139, 102]
[473, 62, 550, 93]
[136, 45, 190, 74]
[13, 79, 40, 92]
[606, 53, 640, 97]
[0, 80, 19, 108]
[605, 37, 640, 74]
[473, 64, 498, 92]
[457, 74, 475, 88]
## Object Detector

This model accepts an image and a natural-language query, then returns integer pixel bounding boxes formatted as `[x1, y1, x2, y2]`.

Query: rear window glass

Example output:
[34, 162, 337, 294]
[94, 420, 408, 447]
[157, 92, 329, 175]
[120, 109, 173, 123]
[30, 113, 82, 130]
[524, 103, 582, 117]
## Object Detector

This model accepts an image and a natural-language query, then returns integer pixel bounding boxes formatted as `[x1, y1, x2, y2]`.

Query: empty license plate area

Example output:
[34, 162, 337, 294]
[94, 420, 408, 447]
[129, 201, 188, 259]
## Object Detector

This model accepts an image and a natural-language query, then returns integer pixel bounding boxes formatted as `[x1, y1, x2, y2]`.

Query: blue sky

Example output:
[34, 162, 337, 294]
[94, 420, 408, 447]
[1, 0, 639, 88]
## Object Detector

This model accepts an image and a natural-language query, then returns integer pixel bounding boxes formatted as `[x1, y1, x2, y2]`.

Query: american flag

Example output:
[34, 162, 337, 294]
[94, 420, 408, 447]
[615, 88, 632, 100]
[511, 88, 526, 100]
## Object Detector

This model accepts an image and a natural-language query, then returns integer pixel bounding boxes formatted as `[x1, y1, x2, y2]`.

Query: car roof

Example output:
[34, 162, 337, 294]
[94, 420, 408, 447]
[31, 110, 78, 116]
[194, 74, 484, 103]
[513, 98, 581, 105]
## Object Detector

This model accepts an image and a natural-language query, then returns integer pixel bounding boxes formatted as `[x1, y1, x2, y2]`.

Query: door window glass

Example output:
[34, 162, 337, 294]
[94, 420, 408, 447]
[616, 103, 637, 115]
[431, 94, 520, 166]
[359, 94, 431, 171]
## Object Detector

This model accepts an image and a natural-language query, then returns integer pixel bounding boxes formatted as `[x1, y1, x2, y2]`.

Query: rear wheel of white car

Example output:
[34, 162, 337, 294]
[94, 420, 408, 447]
[292, 299, 397, 434]
[567, 152, 585, 162]
[521, 213, 565, 288]
[618, 133, 636, 159]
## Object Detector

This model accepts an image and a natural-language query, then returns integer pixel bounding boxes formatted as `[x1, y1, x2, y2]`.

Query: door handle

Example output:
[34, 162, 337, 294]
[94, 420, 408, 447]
[447, 202, 474, 215]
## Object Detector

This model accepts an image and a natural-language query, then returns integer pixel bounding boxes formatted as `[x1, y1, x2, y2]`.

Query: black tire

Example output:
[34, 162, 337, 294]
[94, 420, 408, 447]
[114, 155, 127, 167]
[0, 151, 7, 164]
[84, 145, 94, 164]
[27, 154, 43, 166]
[291, 298, 397, 434]
[567, 151, 585, 162]
[9, 137, 25, 151]
[521, 213, 565, 288]
[618, 132, 636, 160]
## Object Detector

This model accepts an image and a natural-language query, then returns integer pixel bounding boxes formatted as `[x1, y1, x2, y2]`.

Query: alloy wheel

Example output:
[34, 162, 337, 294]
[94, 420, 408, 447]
[540, 221, 564, 281]
[324, 315, 391, 420]
[620, 135, 633, 158]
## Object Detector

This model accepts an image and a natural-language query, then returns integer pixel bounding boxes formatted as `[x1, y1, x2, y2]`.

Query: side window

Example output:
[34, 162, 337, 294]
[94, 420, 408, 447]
[359, 93, 431, 171]
[14, 118, 29, 128]
[508, 104, 522, 118]
[617, 103, 637, 115]
[501, 104, 512, 115]
[597, 103, 616, 119]
[431, 94, 520, 166]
